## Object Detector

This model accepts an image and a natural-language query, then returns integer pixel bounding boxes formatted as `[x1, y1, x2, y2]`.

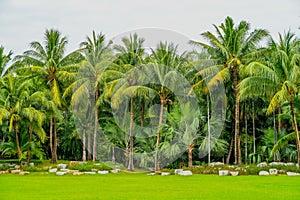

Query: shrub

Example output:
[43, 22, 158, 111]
[68, 163, 112, 172]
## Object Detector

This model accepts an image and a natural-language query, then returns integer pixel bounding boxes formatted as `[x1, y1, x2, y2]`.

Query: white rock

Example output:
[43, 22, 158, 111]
[57, 164, 67, 169]
[73, 171, 84, 176]
[218, 170, 229, 176]
[49, 168, 58, 173]
[147, 173, 156, 176]
[174, 169, 183, 175]
[285, 162, 295, 166]
[98, 170, 109, 175]
[209, 162, 224, 167]
[29, 163, 34, 166]
[85, 172, 96, 175]
[230, 171, 239, 176]
[110, 169, 120, 173]
[179, 170, 193, 176]
[91, 168, 98, 172]
[269, 162, 285, 166]
[269, 168, 278, 175]
[56, 171, 67, 176]
[287, 172, 300, 176]
[19, 171, 30, 175]
[161, 172, 170, 176]
[257, 162, 267, 167]
[259, 171, 269, 176]
[11, 170, 21, 174]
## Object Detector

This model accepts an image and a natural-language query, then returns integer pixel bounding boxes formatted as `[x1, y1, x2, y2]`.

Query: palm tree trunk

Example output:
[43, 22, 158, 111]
[27, 126, 33, 165]
[87, 131, 92, 160]
[13, 122, 21, 159]
[82, 131, 86, 161]
[226, 138, 233, 164]
[112, 146, 115, 163]
[273, 110, 277, 161]
[93, 87, 99, 162]
[252, 100, 256, 163]
[233, 69, 241, 164]
[155, 97, 165, 172]
[52, 117, 57, 163]
[188, 144, 194, 167]
[49, 117, 53, 162]
[278, 105, 282, 133]
[207, 95, 211, 165]
[289, 93, 300, 167]
[128, 96, 135, 171]
[141, 96, 145, 127]
[245, 103, 248, 164]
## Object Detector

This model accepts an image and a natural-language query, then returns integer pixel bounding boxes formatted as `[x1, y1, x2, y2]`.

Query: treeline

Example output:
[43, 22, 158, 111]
[0, 16, 300, 171]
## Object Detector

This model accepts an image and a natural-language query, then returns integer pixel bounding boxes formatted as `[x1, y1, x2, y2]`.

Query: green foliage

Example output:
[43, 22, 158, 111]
[68, 163, 112, 172]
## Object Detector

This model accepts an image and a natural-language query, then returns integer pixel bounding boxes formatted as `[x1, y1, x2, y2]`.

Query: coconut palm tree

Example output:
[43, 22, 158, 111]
[239, 31, 300, 165]
[64, 31, 112, 162]
[104, 33, 149, 171]
[0, 74, 45, 160]
[15, 29, 83, 163]
[190, 16, 268, 164]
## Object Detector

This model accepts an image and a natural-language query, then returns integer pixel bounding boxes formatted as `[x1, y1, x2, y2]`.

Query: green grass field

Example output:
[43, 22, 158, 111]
[0, 173, 299, 200]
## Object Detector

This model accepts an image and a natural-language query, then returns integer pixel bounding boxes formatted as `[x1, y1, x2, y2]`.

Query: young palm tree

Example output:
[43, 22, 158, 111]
[0, 74, 45, 160]
[15, 29, 83, 163]
[239, 31, 300, 165]
[190, 16, 268, 164]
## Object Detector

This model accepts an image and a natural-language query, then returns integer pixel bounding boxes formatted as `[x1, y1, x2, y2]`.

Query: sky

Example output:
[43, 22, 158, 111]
[1, 0, 300, 55]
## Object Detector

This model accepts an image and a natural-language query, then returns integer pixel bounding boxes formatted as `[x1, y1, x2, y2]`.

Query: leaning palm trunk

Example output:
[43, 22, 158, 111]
[155, 97, 165, 171]
[93, 88, 99, 162]
[233, 68, 241, 164]
[289, 93, 300, 166]
[128, 96, 135, 171]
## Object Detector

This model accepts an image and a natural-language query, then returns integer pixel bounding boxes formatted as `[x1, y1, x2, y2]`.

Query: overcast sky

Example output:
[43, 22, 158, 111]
[1, 0, 300, 55]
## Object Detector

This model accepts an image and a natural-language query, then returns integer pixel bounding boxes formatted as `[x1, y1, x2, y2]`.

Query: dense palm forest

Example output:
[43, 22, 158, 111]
[1, 17, 300, 171]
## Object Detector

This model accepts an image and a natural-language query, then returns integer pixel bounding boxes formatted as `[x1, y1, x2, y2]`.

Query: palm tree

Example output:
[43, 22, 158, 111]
[0, 46, 12, 77]
[105, 33, 146, 171]
[190, 16, 268, 164]
[15, 29, 83, 163]
[0, 74, 45, 160]
[239, 31, 300, 166]
[64, 31, 112, 162]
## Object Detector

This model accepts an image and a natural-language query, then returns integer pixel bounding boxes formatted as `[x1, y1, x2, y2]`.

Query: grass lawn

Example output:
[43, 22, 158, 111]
[0, 173, 299, 200]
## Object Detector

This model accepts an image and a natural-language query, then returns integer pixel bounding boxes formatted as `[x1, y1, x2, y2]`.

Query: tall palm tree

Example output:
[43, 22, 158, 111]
[105, 33, 146, 171]
[144, 42, 187, 171]
[64, 31, 112, 162]
[0, 74, 45, 160]
[190, 16, 268, 164]
[239, 31, 300, 166]
[15, 29, 83, 163]
[0, 46, 12, 77]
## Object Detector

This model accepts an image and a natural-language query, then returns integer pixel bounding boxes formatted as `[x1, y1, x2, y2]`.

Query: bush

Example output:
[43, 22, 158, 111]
[22, 166, 43, 172]
[68, 163, 112, 172]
